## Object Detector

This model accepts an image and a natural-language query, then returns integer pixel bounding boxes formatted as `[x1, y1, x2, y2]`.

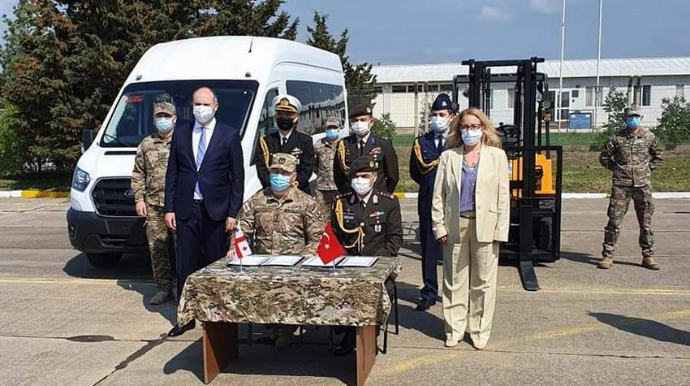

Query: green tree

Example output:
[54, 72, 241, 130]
[305, 11, 377, 106]
[371, 113, 397, 140]
[0, 0, 299, 173]
[593, 87, 628, 149]
[653, 96, 690, 150]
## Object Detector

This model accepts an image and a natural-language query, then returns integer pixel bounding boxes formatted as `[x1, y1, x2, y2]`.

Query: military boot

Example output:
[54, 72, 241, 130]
[642, 257, 660, 270]
[150, 290, 173, 305]
[597, 256, 613, 269]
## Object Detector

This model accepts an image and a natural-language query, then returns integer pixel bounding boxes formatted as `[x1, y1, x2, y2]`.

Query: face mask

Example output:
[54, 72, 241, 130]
[325, 129, 339, 141]
[351, 121, 370, 137]
[193, 105, 214, 124]
[276, 117, 295, 131]
[461, 129, 483, 146]
[429, 116, 449, 133]
[626, 116, 641, 129]
[270, 173, 291, 192]
[351, 177, 373, 196]
[155, 117, 174, 133]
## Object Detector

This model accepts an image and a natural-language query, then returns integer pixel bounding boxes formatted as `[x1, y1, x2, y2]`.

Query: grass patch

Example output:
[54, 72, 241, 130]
[0, 170, 73, 191]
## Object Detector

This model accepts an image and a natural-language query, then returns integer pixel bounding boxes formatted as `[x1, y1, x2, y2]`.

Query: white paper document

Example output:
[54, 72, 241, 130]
[260, 255, 304, 266]
[337, 256, 379, 268]
[301, 256, 345, 267]
[227, 255, 270, 266]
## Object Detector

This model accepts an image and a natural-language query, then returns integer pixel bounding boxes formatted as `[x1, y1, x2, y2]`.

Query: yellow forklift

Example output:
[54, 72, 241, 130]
[452, 57, 563, 291]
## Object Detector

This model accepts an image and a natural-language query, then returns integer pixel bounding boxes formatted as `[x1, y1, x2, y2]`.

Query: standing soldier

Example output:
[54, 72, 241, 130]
[314, 117, 343, 214]
[333, 101, 399, 194]
[409, 93, 454, 312]
[131, 101, 177, 305]
[330, 155, 403, 356]
[239, 153, 325, 348]
[598, 107, 663, 270]
[254, 94, 315, 194]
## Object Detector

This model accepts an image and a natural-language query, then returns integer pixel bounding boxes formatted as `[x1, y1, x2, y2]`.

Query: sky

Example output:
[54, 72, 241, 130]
[1, 0, 689, 65]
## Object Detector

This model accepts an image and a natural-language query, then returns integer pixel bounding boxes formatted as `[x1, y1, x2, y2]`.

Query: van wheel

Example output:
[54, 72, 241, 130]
[86, 253, 122, 268]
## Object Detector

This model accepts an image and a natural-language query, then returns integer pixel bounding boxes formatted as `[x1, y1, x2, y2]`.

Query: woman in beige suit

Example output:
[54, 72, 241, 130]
[431, 107, 510, 350]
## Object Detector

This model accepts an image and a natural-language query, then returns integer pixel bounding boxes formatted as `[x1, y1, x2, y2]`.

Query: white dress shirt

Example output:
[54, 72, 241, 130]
[192, 118, 216, 200]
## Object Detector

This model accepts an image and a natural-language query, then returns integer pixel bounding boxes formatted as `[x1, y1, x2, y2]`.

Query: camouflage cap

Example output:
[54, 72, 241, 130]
[153, 102, 175, 116]
[269, 153, 298, 173]
[325, 117, 342, 128]
[624, 107, 642, 117]
[348, 155, 377, 176]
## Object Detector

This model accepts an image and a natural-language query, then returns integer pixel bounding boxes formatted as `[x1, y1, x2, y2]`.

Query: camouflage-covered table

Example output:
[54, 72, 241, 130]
[176, 256, 402, 385]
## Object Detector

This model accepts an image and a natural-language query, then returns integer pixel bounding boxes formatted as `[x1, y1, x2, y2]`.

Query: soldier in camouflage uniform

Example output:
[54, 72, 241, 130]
[314, 116, 343, 215]
[131, 101, 177, 305]
[239, 152, 326, 347]
[330, 155, 403, 356]
[598, 107, 663, 270]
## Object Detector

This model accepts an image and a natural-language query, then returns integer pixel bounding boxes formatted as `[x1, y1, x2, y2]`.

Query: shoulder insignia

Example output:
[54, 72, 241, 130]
[242, 201, 252, 213]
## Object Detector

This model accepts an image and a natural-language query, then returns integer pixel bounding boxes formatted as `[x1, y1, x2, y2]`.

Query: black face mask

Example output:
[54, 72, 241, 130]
[276, 117, 295, 131]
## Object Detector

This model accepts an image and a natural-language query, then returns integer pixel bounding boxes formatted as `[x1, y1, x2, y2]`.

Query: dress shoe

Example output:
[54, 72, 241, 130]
[472, 340, 488, 350]
[333, 330, 355, 356]
[168, 320, 195, 337]
[415, 300, 436, 311]
[444, 339, 460, 348]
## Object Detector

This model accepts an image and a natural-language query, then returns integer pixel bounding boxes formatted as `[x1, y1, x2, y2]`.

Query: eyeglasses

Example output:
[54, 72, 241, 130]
[459, 124, 483, 131]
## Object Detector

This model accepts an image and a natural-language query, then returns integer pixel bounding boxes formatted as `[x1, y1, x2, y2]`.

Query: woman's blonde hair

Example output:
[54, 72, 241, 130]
[446, 108, 502, 149]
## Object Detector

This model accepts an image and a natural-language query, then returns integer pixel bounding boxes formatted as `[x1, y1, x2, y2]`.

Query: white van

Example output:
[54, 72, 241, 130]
[67, 36, 348, 268]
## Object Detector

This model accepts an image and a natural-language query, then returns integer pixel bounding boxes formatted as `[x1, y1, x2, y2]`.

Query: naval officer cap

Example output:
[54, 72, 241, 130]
[272, 94, 302, 114]
[431, 93, 453, 112]
[348, 155, 377, 176]
[348, 101, 375, 119]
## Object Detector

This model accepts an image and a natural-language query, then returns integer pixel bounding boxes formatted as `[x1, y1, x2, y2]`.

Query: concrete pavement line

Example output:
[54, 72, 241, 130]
[500, 287, 690, 296]
[0, 277, 154, 286]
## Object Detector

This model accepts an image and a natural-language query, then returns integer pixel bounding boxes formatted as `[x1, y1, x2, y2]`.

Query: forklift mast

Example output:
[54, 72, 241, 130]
[452, 57, 564, 291]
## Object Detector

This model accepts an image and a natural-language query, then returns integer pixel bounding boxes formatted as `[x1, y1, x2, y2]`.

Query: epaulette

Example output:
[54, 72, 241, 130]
[335, 191, 353, 201]
[375, 191, 396, 200]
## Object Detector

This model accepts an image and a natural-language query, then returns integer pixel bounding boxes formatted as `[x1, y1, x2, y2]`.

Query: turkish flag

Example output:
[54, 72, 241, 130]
[317, 222, 346, 265]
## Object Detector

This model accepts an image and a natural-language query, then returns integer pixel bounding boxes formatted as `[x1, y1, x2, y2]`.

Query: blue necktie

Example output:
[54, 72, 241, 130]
[195, 127, 207, 198]
[436, 136, 444, 154]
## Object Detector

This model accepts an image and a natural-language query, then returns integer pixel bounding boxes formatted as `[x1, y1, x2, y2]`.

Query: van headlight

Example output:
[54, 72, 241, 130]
[72, 167, 91, 192]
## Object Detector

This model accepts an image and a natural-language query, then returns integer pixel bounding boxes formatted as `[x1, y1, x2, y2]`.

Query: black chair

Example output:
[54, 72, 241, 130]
[380, 278, 399, 354]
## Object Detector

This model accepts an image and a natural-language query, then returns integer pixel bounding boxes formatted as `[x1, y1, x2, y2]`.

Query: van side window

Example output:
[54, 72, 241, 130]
[286, 80, 345, 136]
[251, 88, 279, 166]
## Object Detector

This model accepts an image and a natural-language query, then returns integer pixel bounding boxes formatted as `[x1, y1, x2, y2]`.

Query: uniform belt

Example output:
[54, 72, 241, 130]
[193, 199, 203, 204]
[460, 211, 476, 219]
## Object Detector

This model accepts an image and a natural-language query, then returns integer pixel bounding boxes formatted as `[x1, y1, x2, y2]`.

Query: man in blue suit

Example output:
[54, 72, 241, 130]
[409, 93, 455, 312]
[164, 87, 245, 336]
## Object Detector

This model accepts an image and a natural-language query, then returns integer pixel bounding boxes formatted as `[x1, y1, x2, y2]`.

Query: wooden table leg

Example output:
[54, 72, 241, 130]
[203, 322, 239, 384]
[356, 325, 377, 386]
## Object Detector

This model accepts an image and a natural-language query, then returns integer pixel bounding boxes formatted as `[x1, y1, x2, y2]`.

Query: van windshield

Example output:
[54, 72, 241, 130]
[100, 80, 258, 147]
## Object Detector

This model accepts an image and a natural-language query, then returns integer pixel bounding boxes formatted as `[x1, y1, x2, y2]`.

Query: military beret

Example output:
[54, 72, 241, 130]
[153, 102, 175, 116]
[272, 94, 302, 114]
[431, 93, 453, 112]
[269, 153, 297, 173]
[624, 107, 642, 117]
[348, 155, 377, 176]
[348, 101, 375, 119]
[325, 116, 342, 128]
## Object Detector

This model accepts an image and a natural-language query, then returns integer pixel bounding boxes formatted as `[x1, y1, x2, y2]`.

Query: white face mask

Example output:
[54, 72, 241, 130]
[351, 177, 373, 196]
[461, 129, 483, 146]
[429, 116, 450, 133]
[351, 121, 370, 137]
[193, 105, 215, 124]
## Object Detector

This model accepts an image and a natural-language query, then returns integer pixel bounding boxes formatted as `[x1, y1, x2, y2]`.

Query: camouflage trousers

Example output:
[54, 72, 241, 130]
[315, 189, 339, 217]
[602, 185, 655, 258]
[146, 205, 175, 292]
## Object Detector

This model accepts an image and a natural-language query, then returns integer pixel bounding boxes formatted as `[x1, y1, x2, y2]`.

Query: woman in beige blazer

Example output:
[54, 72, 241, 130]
[431, 108, 510, 350]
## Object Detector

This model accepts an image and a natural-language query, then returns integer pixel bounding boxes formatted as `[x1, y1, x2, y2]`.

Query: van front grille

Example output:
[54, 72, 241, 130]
[92, 178, 137, 217]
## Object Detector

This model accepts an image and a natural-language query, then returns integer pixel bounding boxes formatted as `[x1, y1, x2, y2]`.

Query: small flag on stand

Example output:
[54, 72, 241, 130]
[317, 222, 346, 265]
[233, 227, 252, 259]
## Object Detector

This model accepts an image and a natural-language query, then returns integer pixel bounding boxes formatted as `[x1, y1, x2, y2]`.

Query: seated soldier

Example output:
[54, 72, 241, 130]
[239, 153, 326, 348]
[330, 155, 403, 356]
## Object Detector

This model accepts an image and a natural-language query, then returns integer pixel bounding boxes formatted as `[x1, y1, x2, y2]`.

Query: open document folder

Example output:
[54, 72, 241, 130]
[337, 256, 379, 268]
[301, 256, 346, 267]
[227, 255, 270, 266]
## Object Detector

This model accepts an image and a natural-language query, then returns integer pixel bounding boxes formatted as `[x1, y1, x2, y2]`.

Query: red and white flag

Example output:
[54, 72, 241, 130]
[233, 227, 253, 259]
[317, 222, 346, 265]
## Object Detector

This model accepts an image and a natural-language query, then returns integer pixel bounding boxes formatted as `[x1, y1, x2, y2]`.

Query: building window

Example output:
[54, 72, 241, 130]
[641, 85, 651, 106]
[440, 84, 453, 92]
[676, 84, 685, 99]
[507, 88, 515, 109]
[391, 85, 406, 93]
[585, 87, 594, 107]
[373, 86, 383, 94]
[407, 84, 423, 93]
[427, 84, 439, 92]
